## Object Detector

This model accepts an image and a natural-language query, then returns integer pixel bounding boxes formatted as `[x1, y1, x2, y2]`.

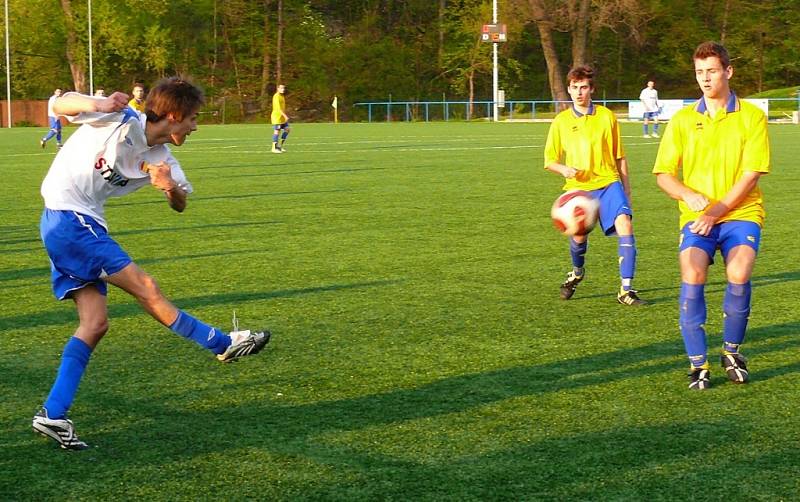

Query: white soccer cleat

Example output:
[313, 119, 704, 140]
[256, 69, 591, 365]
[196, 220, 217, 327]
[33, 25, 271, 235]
[32, 408, 89, 450]
[217, 329, 271, 362]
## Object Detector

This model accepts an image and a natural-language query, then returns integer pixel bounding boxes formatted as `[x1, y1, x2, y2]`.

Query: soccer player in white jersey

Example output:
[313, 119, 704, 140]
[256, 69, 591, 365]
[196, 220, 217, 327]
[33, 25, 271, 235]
[639, 80, 660, 138]
[32, 77, 270, 450]
[40, 88, 63, 149]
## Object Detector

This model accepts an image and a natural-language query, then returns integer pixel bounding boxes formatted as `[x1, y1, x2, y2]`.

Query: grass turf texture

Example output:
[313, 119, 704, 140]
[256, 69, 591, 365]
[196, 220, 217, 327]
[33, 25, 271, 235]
[1, 121, 799, 500]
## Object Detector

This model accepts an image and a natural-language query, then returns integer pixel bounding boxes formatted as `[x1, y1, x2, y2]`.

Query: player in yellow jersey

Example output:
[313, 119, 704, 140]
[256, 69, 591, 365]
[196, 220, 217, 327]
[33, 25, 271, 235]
[270, 84, 290, 153]
[653, 42, 770, 390]
[128, 83, 146, 113]
[544, 66, 646, 306]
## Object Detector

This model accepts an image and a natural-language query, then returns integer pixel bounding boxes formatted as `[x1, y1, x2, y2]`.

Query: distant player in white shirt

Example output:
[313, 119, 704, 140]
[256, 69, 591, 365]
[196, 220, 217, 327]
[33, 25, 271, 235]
[32, 77, 270, 451]
[639, 80, 660, 138]
[40, 88, 63, 150]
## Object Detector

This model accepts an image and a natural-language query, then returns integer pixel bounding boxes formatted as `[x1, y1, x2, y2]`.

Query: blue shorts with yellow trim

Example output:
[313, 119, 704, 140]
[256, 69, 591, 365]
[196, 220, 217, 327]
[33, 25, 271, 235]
[273, 121, 290, 131]
[40, 209, 132, 300]
[589, 181, 632, 236]
[679, 220, 761, 264]
[643, 111, 659, 120]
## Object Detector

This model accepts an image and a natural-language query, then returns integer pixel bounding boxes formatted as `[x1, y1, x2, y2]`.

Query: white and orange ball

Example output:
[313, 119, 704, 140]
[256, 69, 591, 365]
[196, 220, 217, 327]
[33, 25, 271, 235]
[551, 190, 599, 236]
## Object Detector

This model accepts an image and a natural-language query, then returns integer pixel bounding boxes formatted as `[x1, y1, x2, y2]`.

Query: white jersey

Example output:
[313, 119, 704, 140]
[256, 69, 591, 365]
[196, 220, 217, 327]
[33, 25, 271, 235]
[40, 107, 193, 229]
[47, 95, 58, 118]
[639, 87, 659, 112]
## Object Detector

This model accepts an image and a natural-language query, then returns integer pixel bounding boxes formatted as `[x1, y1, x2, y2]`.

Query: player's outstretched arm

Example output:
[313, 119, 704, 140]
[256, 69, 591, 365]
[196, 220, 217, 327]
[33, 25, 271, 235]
[53, 91, 130, 116]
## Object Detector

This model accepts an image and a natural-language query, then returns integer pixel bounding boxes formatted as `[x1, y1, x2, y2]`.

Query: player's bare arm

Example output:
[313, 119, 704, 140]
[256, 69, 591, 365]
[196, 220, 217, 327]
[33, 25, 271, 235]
[689, 171, 763, 235]
[53, 91, 130, 116]
[546, 163, 578, 178]
[655, 173, 710, 211]
[142, 161, 187, 212]
[616, 157, 632, 202]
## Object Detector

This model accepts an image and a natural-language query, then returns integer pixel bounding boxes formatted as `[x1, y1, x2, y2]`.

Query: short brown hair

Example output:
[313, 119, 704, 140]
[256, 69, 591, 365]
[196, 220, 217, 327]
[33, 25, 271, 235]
[145, 76, 205, 122]
[566, 65, 595, 88]
[693, 41, 731, 68]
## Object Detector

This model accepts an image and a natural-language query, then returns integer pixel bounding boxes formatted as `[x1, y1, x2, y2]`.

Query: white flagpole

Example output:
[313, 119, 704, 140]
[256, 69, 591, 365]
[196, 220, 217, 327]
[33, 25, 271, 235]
[88, 0, 93, 94]
[492, 0, 498, 122]
[4, 0, 11, 127]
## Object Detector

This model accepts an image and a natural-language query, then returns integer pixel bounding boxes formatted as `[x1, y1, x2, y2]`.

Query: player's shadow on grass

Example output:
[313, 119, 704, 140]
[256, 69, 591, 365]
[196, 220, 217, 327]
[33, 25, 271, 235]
[9, 321, 799, 498]
[0, 279, 403, 331]
[0, 249, 264, 285]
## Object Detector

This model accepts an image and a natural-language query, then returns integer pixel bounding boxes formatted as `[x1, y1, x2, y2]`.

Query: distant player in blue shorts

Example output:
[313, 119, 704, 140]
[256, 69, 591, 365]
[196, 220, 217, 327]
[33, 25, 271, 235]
[40, 88, 63, 150]
[32, 77, 271, 450]
[544, 65, 646, 306]
[639, 80, 660, 138]
[270, 83, 290, 153]
[653, 42, 770, 390]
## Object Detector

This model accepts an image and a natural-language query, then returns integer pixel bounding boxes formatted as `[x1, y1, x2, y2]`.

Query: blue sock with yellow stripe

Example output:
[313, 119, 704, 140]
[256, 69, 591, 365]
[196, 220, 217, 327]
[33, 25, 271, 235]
[680, 283, 707, 368]
[723, 281, 751, 351]
[618, 235, 636, 291]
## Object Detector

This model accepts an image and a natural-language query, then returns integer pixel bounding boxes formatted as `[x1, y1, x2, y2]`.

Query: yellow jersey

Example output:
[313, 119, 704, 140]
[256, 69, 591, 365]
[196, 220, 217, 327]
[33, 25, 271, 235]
[271, 92, 286, 124]
[128, 98, 145, 113]
[652, 94, 770, 228]
[544, 104, 625, 191]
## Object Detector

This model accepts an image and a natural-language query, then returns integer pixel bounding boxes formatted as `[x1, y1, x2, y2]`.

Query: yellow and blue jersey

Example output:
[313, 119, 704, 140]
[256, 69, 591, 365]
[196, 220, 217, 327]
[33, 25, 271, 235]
[271, 93, 286, 125]
[652, 93, 770, 228]
[128, 98, 145, 113]
[544, 104, 625, 191]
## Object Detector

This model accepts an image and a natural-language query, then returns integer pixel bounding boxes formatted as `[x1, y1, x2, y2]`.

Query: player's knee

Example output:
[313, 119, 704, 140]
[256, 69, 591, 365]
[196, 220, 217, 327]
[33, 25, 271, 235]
[137, 274, 166, 305]
[80, 317, 109, 338]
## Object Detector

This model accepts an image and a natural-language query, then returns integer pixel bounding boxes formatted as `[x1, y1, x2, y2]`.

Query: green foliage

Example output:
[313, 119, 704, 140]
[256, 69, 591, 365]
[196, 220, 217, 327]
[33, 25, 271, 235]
[2, 0, 800, 114]
[1, 122, 799, 499]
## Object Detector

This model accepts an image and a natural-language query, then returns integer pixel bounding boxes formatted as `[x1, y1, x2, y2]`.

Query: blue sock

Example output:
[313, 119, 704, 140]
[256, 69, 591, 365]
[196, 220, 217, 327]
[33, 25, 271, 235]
[679, 283, 707, 367]
[569, 237, 587, 269]
[653, 123, 659, 134]
[43, 130, 56, 142]
[272, 131, 279, 144]
[618, 235, 636, 291]
[169, 311, 231, 355]
[643, 123, 648, 134]
[56, 130, 62, 143]
[723, 281, 751, 350]
[281, 130, 289, 143]
[43, 337, 93, 419]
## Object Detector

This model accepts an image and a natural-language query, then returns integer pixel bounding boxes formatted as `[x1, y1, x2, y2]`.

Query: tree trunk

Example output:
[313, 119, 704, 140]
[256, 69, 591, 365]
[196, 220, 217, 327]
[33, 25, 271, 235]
[276, 0, 283, 84]
[59, 0, 87, 93]
[468, 69, 474, 119]
[260, 0, 272, 103]
[720, 0, 731, 44]
[438, 0, 446, 68]
[222, 15, 245, 118]
[571, 0, 590, 67]
[529, 0, 568, 103]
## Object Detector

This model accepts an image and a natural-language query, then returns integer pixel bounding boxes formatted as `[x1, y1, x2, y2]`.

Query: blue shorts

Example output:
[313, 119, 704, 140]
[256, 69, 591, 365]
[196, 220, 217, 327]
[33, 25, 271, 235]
[643, 111, 659, 120]
[589, 181, 632, 236]
[679, 220, 761, 264]
[273, 121, 290, 131]
[40, 209, 132, 300]
[48, 117, 62, 130]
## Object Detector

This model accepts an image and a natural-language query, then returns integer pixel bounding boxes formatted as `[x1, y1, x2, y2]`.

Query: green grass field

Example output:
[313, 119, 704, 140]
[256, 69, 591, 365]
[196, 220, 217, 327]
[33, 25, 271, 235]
[1, 121, 799, 500]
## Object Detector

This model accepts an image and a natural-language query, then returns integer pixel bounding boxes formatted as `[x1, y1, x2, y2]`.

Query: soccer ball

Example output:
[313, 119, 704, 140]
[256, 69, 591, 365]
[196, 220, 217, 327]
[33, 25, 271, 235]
[551, 190, 599, 236]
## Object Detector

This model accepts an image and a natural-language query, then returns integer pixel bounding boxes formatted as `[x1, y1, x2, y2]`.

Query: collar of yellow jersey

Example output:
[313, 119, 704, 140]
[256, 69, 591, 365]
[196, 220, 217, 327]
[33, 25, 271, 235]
[695, 92, 739, 115]
[571, 103, 596, 118]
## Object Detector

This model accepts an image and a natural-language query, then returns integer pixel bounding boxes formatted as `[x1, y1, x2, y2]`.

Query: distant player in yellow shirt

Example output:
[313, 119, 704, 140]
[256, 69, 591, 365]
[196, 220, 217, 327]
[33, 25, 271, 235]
[128, 83, 146, 113]
[270, 84, 290, 153]
[544, 65, 645, 306]
[653, 41, 770, 390]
